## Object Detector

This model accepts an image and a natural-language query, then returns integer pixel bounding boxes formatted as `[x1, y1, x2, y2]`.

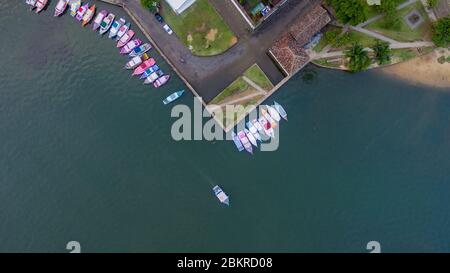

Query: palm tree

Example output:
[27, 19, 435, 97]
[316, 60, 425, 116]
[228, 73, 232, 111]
[372, 41, 391, 65]
[345, 42, 371, 72]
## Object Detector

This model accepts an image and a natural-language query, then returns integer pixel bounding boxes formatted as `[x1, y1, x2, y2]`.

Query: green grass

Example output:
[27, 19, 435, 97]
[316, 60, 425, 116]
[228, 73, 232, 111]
[160, 0, 237, 56]
[313, 26, 342, 53]
[210, 78, 249, 105]
[366, 2, 431, 42]
[347, 31, 380, 48]
[242, 64, 274, 90]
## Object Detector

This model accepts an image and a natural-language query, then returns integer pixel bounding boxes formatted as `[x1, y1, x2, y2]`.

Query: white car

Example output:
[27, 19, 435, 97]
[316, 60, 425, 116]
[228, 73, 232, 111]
[163, 24, 173, 35]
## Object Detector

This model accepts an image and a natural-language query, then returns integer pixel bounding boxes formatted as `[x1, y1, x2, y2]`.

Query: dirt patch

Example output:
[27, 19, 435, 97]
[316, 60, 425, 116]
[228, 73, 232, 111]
[196, 23, 206, 32]
[229, 36, 238, 46]
[205, 28, 218, 42]
[187, 34, 193, 43]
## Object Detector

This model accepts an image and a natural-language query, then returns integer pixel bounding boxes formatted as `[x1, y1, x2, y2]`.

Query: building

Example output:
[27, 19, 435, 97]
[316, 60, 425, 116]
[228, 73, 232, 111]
[165, 0, 196, 14]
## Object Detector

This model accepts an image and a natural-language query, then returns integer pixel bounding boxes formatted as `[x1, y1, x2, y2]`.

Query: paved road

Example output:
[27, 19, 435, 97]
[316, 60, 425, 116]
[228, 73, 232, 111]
[124, 0, 321, 102]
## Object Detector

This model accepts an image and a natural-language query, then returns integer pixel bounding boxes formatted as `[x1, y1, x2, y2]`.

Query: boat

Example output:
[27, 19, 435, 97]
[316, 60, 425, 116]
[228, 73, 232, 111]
[117, 30, 135, 47]
[120, 38, 142, 55]
[163, 90, 185, 105]
[124, 55, 148, 70]
[258, 116, 275, 139]
[246, 122, 262, 142]
[116, 22, 130, 41]
[212, 185, 229, 206]
[26, 0, 37, 9]
[108, 18, 125, 39]
[244, 129, 258, 147]
[34, 0, 48, 13]
[75, 3, 88, 21]
[140, 64, 160, 79]
[129, 43, 152, 58]
[273, 101, 288, 121]
[81, 4, 95, 27]
[92, 9, 107, 31]
[54, 0, 68, 17]
[132, 58, 156, 76]
[266, 105, 281, 122]
[231, 132, 244, 152]
[143, 70, 164, 84]
[252, 119, 264, 134]
[153, 75, 170, 88]
[99, 13, 115, 35]
[237, 131, 253, 154]
[261, 108, 277, 129]
[69, 0, 81, 17]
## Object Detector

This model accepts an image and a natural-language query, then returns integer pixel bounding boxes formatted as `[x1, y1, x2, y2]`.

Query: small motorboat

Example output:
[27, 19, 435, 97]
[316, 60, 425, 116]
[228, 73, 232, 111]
[132, 58, 156, 76]
[246, 122, 262, 142]
[140, 64, 160, 79]
[81, 4, 95, 27]
[117, 30, 135, 47]
[120, 38, 142, 55]
[261, 108, 277, 129]
[231, 132, 244, 152]
[252, 119, 264, 134]
[26, 0, 37, 9]
[245, 129, 258, 147]
[54, 0, 68, 17]
[129, 43, 152, 58]
[266, 105, 281, 122]
[116, 22, 130, 41]
[99, 13, 115, 35]
[153, 75, 170, 88]
[69, 0, 80, 17]
[92, 10, 107, 30]
[108, 18, 125, 39]
[124, 55, 147, 70]
[237, 131, 253, 154]
[273, 101, 288, 121]
[163, 90, 185, 105]
[35, 0, 48, 13]
[258, 116, 275, 139]
[143, 70, 164, 84]
[213, 185, 229, 206]
[75, 3, 88, 21]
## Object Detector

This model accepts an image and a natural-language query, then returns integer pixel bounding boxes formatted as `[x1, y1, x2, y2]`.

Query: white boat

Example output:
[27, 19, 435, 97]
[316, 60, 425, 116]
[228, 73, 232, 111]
[252, 119, 264, 134]
[237, 130, 253, 154]
[54, 0, 68, 17]
[116, 22, 130, 41]
[92, 10, 107, 31]
[244, 129, 258, 147]
[34, 0, 48, 13]
[258, 117, 275, 139]
[261, 108, 277, 129]
[144, 71, 164, 85]
[266, 105, 281, 122]
[26, 0, 37, 9]
[69, 0, 80, 17]
[99, 13, 115, 35]
[108, 18, 125, 39]
[273, 101, 288, 121]
[246, 122, 261, 141]
[163, 90, 185, 105]
[124, 55, 144, 69]
[213, 185, 229, 206]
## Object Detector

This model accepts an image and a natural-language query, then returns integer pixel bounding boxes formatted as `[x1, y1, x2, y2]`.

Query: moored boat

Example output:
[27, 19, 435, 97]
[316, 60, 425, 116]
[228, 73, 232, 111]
[213, 185, 229, 206]
[258, 116, 275, 139]
[266, 105, 281, 122]
[129, 43, 152, 58]
[108, 18, 125, 39]
[75, 3, 88, 21]
[34, 0, 48, 13]
[124, 55, 147, 70]
[163, 90, 185, 105]
[252, 119, 264, 134]
[69, 0, 81, 17]
[153, 75, 170, 88]
[140, 64, 160, 79]
[237, 131, 253, 154]
[231, 132, 244, 152]
[26, 0, 37, 9]
[273, 101, 288, 121]
[116, 22, 130, 41]
[99, 13, 115, 35]
[92, 9, 107, 30]
[261, 108, 277, 129]
[132, 58, 156, 76]
[81, 4, 95, 27]
[143, 70, 164, 84]
[246, 122, 262, 142]
[54, 0, 68, 17]
[120, 38, 142, 55]
[117, 30, 135, 48]
[245, 129, 258, 147]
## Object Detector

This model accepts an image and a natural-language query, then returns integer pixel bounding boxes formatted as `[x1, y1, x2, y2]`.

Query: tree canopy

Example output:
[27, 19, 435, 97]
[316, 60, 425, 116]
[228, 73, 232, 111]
[328, 0, 369, 26]
[345, 42, 371, 72]
[431, 17, 450, 48]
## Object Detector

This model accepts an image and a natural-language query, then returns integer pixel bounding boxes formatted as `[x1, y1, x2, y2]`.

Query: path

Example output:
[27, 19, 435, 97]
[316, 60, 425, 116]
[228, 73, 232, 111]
[242, 76, 268, 94]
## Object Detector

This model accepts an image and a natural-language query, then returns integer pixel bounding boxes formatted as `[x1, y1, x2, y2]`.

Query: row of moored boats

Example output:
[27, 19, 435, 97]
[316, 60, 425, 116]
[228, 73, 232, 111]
[231, 102, 287, 155]
[25, 0, 182, 94]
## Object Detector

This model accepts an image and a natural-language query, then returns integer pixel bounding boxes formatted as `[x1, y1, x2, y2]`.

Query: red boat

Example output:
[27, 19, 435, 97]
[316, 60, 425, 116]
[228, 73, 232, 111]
[132, 58, 156, 76]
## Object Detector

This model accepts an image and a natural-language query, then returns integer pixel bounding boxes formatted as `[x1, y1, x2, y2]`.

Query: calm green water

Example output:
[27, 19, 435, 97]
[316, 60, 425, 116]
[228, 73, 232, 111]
[1, 1, 450, 253]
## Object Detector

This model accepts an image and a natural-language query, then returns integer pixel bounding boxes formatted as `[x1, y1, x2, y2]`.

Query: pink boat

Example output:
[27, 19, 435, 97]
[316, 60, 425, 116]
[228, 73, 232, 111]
[120, 39, 142, 54]
[35, 0, 48, 13]
[117, 30, 135, 48]
[132, 58, 156, 76]
[153, 75, 170, 88]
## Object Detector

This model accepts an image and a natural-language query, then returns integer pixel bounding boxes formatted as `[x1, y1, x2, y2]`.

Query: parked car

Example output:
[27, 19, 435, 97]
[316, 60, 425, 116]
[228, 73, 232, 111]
[163, 24, 173, 35]
[154, 13, 164, 23]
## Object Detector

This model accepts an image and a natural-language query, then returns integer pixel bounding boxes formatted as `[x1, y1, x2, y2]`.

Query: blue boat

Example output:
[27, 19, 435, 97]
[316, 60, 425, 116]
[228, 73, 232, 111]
[129, 43, 152, 58]
[139, 64, 160, 79]
[163, 90, 185, 105]
[213, 185, 229, 206]
[231, 131, 244, 152]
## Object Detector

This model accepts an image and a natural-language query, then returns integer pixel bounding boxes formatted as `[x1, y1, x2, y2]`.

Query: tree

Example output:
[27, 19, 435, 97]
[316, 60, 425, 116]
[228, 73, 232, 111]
[345, 42, 371, 72]
[140, 0, 161, 13]
[427, 0, 438, 8]
[372, 41, 391, 65]
[328, 0, 369, 25]
[431, 17, 450, 47]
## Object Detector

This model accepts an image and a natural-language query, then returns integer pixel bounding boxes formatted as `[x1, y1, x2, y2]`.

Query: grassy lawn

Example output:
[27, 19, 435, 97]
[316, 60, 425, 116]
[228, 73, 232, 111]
[365, 1, 431, 42]
[210, 78, 249, 105]
[160, 0, 237, 56]
[243, 64, 274, 91]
